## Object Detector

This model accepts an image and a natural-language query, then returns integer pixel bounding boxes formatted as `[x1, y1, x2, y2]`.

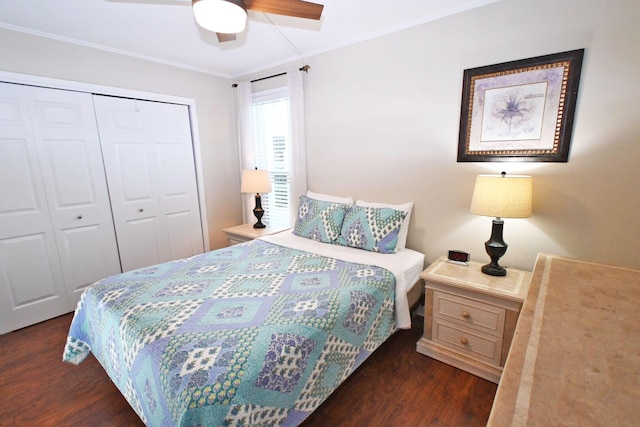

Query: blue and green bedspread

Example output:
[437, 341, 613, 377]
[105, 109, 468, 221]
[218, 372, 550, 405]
[63, 239, 397, 426]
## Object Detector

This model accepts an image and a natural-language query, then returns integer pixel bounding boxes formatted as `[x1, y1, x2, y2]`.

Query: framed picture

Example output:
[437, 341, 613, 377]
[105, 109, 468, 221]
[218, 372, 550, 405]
[457, 49, 584, 162]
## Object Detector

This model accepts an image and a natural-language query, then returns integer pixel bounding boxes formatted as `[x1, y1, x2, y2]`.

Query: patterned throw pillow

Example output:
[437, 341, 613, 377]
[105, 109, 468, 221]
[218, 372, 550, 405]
[338, 205, 407, 253]
[293, 195, 350, 243]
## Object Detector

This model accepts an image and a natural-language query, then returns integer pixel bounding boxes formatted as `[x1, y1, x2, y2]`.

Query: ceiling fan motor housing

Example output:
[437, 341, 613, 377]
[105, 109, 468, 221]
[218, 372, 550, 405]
[192, 0, 324, 42]
[192, 0, 248, 34]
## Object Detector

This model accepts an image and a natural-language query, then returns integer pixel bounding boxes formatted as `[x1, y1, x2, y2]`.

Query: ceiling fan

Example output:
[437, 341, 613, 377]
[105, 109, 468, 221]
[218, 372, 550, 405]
[191, 0, 324, 42]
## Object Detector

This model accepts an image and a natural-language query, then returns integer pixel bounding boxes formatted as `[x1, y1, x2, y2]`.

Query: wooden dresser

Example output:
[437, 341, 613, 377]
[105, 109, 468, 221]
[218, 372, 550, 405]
[488, 253, 640, 426]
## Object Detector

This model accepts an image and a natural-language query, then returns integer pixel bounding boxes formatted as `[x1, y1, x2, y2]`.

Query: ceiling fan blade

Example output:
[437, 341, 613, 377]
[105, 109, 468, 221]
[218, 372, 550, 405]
[217, 32, 237, 42]
[245, 0, 323, 20]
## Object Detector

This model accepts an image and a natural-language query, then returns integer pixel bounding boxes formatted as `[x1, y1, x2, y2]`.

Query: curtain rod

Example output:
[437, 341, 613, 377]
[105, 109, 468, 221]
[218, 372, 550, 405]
[231, 65, 310, 87]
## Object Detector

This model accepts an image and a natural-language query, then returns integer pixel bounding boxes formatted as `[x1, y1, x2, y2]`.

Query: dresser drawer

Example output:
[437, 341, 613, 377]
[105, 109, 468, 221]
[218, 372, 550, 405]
[433, 290, 506, 337]
[432, 318, 502, 366]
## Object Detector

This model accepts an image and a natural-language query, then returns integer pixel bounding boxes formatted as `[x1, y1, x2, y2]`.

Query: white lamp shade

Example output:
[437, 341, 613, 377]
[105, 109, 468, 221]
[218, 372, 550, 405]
[241, 169, 272, 194]
[192, 0, 247, 34]
[470, 174, 532, 218]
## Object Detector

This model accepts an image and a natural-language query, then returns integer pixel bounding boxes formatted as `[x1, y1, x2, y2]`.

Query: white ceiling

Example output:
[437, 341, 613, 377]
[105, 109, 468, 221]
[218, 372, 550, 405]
[0, 0, 497, 78]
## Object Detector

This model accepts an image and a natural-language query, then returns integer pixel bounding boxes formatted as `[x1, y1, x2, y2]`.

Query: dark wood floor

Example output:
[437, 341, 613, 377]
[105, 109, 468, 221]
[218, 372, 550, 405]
[0, 313, 496, 426]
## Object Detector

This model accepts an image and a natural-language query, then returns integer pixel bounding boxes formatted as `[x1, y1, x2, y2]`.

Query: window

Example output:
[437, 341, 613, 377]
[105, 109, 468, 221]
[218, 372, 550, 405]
[238, 72, 307, 230]
[251, 87, 292, 229]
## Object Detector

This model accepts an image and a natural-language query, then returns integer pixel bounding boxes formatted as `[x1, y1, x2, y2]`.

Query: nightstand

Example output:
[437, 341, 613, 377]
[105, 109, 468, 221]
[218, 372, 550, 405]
[222, 224, 289, 246]
[416, 256, 531, 383]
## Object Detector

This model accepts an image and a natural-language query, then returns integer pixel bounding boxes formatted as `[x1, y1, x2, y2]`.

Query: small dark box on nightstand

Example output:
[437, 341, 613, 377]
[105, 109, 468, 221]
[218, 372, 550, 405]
[447, 250, 470, 265]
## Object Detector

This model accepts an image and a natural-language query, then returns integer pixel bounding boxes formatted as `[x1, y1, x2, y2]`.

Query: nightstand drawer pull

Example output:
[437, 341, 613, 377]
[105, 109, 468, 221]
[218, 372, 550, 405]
[460, 337, 469, 345]
[461, 311, 470, 319]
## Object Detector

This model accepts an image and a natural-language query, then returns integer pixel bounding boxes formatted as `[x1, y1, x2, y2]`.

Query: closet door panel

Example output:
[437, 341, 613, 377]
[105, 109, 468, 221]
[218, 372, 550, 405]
[165, 211, 197, 261]
[93, 97, 166, 271]
[117, 143, 155, 202]
[0, 83, 68, 333]
[0, 138, 54, 239]
[0, 139, 40, 216]
[150, 102, 204, 260]
[24, 86, 121, 307]
[59, 224, 116, 287]
[122, 216, 164, 270]
[1, 234, 59, 303]
[43, 140, 95, 205]
[157, 142, 204, 260]
[112, 142, 160, 222]
[0, 233, 69, 333]
[94, 96, 204, 272]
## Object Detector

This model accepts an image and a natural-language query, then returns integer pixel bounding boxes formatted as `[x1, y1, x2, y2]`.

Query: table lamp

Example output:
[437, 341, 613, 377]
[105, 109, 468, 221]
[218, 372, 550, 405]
[470, 172, 532, 276]
[241, 168, 272, 229]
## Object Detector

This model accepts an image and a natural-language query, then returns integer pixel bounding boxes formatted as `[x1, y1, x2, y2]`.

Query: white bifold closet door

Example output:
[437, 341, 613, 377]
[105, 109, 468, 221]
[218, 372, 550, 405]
[0, 83, 121, 333]
[93, 95, 204, 272]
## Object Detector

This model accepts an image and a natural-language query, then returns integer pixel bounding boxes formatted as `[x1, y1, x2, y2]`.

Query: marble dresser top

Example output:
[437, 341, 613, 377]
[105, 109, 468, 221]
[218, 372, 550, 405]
[488, 253, 640, 426]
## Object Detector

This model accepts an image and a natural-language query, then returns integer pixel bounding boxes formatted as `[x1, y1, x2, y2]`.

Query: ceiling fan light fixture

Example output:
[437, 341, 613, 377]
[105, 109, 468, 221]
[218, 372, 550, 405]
[192, 0, 247, 34]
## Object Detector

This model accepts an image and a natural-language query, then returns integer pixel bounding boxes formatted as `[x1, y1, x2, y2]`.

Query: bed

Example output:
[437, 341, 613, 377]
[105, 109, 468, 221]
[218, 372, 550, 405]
[63, 195, 424, 426]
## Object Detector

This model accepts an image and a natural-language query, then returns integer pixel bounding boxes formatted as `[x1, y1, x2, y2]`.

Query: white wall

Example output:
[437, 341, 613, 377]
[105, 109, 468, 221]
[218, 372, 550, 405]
[283, 0, 640, 271]
[3, 0, 639, 272]
[0, 28, 239, 250]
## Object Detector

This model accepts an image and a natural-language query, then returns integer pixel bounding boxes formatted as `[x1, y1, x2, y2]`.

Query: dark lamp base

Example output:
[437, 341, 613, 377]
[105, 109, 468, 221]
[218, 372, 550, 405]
[481, 262, 507, 276]
[252, 193, 266, 229]
[481, 218, 508, 276]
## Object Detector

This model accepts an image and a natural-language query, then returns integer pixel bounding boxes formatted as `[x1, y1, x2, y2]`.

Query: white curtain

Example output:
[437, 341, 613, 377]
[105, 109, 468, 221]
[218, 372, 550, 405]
[286, 67, 308, 220]
[235, 68, 308, 226]
[236, 81, 255, 224]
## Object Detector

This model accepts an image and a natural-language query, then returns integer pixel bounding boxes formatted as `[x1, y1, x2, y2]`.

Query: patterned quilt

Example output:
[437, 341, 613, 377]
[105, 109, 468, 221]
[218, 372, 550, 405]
[63, 239, 397, 426]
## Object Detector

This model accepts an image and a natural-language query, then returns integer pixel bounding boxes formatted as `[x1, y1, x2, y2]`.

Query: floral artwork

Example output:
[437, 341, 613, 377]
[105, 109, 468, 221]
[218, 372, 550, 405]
[457, 49, 584, 162]
[482, 82, 547, 142]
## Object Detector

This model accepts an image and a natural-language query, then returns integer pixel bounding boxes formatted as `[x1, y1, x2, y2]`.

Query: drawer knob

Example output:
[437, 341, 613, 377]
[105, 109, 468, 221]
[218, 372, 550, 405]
[461, 311, 470, 319]
[460, 337, 469, 345]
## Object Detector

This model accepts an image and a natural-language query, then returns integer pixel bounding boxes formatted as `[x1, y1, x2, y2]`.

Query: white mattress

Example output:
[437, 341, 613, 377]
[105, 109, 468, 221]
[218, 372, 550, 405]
[260, 230, 425, 329]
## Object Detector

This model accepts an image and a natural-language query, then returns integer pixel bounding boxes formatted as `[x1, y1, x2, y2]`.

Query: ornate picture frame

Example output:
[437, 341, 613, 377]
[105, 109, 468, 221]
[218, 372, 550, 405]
[457, 49, 584, 162]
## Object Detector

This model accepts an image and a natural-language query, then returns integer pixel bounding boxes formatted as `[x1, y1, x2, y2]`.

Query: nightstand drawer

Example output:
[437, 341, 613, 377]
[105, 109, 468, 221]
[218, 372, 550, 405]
[223, 224, 289, 246]
[433, 290, 506, 337]
[228, 237, 248, 245]
[433, 318, 502, 366]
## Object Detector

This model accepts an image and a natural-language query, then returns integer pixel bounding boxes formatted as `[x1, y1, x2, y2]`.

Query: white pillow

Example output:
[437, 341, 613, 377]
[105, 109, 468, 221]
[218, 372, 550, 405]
[306, 190, 354, 205]
[355, 200, 413, 250]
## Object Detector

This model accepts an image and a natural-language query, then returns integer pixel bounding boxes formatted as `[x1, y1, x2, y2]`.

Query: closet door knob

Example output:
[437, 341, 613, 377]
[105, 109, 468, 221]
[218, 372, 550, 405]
[139, 208, 144, 212]
[460, 337, 469, 345]
[77, 215, 83, 220]
[461, 311, 470, 319]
